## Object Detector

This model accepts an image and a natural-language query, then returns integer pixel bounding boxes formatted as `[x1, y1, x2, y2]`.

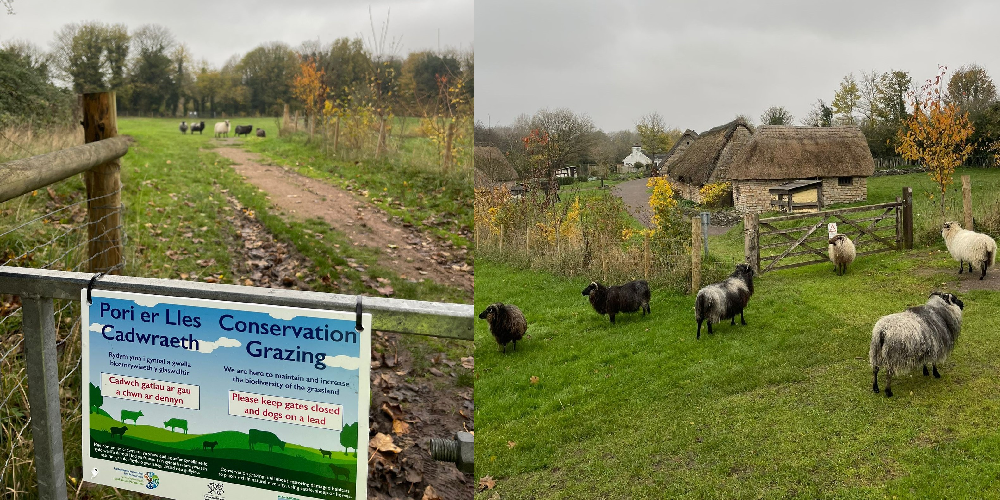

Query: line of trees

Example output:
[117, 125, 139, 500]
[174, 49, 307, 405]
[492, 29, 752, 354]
[1, 21, 473, 123]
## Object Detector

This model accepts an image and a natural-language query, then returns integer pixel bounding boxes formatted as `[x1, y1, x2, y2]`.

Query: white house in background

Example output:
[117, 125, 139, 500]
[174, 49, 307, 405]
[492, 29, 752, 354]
[620, 144, 653, 173]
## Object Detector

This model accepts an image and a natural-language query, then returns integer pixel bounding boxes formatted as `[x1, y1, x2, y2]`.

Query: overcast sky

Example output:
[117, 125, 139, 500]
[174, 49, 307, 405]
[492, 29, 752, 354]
[476, 0, 1000, 133]
[0, 0, 473, 68]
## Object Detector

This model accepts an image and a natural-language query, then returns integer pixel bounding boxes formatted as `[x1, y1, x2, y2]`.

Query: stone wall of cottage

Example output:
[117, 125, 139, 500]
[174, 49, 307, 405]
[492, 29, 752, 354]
[669, 177, 705, 204]
[733, 177, 869, 213]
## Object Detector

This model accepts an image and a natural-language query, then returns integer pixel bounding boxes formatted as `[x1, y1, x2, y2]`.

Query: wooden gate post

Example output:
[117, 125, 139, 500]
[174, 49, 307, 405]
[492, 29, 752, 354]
[962, 175, 973, 230]
[902, 187, 913, 250]
[691, 217, 702, 293]
[744, 212, 759, 273]
[82, 92, 123, 274]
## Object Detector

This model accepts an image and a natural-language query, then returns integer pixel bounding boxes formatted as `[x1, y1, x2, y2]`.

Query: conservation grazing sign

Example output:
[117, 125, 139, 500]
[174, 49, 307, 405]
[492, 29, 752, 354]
[82, 289, 371, 500]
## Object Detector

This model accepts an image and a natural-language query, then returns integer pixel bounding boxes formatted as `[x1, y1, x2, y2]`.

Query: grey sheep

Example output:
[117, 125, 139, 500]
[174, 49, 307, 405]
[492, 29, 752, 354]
[870, 292, 964, 397]
[581, 279, 651, 324]
[695, 263, 754, 339]
[828, 234, 856, 276]
[942, 221, 996, 280]
[179, 121, 188, 134]
[479, 303, 527, 353]
[256, 128, 266, 138]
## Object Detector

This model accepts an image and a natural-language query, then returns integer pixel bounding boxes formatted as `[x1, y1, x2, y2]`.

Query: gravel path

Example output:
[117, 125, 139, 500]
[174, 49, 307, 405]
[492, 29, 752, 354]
[611, 177, 731, 236]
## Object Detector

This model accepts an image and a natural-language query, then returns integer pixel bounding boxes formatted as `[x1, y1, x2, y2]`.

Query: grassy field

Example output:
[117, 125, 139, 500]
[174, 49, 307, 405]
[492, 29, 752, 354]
[1, 116, 471, 499]
[475, 168, 1000, 498]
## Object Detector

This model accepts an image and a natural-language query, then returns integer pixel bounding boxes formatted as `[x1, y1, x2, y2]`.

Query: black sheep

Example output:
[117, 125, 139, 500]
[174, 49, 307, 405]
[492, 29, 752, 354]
[478, 303, 527, 353]
[234, 124, 253, 137]
[179, 121, 188, 134]
[190, 121, 205, 134]
[582, 280, 651, 324]
[256, 128, 266, 138]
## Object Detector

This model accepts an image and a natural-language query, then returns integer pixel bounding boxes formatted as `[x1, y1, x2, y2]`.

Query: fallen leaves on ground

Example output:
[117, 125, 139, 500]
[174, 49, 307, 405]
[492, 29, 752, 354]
[370, 433, 402, 453]
[478, 476, 496, 491]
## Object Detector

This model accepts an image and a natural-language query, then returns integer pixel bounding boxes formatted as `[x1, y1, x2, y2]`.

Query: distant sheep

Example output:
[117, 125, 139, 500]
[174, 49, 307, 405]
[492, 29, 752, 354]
[109, 425, 128, 439]
[942, 221, 996, 280]
[320, 448, 332, 458]
[870, 292, 964, 397]
[190, 121, 205, 134]
[581, 280, 650, 324]
[179, 121, 188, 134]
[828, 234, 856, 276]
[234, 124, 253, 137]
[256, 128, 266, 138]
[203, 440, 218, 451]
[695, 263, 755, 339]
[478, 303, 526, 353]
[214, 120, 231, 138]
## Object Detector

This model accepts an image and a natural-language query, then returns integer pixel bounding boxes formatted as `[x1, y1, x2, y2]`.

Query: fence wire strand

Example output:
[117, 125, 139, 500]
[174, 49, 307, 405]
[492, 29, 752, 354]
[1, 174, 127, 492]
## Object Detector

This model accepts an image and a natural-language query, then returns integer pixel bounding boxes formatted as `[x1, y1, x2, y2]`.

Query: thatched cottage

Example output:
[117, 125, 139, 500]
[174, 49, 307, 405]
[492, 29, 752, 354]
[725, 126, 875, 212]
[664, 118, 753, 203]
[660, 129, 699, 168]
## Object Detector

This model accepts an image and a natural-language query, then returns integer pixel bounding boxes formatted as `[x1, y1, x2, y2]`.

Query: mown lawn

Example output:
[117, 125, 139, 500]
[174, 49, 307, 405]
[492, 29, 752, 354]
[475, 241, 1000, 497]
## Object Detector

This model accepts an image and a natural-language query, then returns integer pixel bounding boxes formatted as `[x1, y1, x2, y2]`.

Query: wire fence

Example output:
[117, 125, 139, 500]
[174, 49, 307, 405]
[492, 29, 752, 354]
[1, 169, 127, 497]
[475, 223, 737, 293]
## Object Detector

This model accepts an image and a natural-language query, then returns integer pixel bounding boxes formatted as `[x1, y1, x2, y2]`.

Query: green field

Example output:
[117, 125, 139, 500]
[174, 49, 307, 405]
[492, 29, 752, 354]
[90, 413, 356, 498]
[475, 169, 1000, 498]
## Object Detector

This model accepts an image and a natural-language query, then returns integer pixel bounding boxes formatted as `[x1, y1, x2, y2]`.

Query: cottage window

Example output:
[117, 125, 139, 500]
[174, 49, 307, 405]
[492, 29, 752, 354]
[838, 176, 853, 186]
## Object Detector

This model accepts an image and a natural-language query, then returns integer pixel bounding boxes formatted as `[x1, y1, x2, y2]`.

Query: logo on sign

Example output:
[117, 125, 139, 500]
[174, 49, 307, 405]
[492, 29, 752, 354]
[828, 223, 838, 238]
[143, 472, 159, 489]
[205, 481, 226, 500]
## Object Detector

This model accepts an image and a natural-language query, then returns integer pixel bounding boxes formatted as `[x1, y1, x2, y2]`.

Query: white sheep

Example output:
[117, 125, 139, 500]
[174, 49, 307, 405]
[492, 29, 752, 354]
[828, 234, 856, 276]
[870, 292, 963, 397]
[942, 221, 996, 280]
[214, 120, 231, 138]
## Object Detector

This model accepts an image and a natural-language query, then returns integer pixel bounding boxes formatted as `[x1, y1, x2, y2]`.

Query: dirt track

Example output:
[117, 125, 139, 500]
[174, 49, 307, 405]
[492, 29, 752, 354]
[212, 145, 473, 297]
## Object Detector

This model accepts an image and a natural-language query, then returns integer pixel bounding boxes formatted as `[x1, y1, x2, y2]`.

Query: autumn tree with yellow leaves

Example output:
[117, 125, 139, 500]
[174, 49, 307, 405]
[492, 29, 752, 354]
[292, 58, 327, 143]
[897, 65, 975, 215]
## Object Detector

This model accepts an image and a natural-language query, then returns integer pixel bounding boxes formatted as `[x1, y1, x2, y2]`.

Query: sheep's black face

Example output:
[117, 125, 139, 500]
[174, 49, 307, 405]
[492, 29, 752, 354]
[582, 282, 599, 296]
[478, 305, 497, 320]
[931, 292, 965, 310]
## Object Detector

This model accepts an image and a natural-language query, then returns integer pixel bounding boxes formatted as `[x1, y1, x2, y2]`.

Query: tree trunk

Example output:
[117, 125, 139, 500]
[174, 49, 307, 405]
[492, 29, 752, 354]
[443, 120, 455, 172]
[334, 116, 340, 152]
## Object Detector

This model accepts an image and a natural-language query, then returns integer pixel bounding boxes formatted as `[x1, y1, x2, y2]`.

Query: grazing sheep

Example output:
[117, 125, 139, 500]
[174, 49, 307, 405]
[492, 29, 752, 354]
[329, 463, 351, 480]
[320, 448, 332, 458]
[214, 120, 231, 138]
[234, 124, 253, 137]
[942, 221, 996, 280]
[179, 121, 188, 134]
[190, 121, 205, 134]
[870, 292, 964, 397]
[109, 425, 128, 439]
[256, 128, 266, 138]
[478, 303, 527, 353]
[203, 440, 218, 451]
[581, 280, 651, 324]
[828, 234, 856, 276]
[695, 263, 755, 339]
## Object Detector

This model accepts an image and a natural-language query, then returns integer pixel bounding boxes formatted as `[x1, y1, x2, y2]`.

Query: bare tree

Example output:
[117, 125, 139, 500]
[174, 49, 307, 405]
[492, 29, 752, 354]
[2, 0, 13, 15]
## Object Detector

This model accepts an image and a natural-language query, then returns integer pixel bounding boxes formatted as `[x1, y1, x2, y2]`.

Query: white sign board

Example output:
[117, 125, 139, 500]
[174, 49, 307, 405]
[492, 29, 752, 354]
[82, 289, 371, 500]
[828, 223, 838, 239]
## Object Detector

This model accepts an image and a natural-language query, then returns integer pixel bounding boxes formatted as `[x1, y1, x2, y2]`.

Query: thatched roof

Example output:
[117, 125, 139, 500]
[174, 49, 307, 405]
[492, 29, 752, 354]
[725, 126, 875, 180]
[667, 119, 752, 185]
[660, 129, 699, 169]
[474, 146, 519, 183]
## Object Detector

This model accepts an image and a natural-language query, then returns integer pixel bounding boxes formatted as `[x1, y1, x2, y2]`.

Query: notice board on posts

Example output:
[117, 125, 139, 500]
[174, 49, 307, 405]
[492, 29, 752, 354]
[82, 289, 371, 500]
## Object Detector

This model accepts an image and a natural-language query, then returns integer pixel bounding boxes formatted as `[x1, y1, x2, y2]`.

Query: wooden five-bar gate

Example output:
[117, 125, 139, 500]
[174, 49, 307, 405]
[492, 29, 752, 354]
[745, 187, 913, 273]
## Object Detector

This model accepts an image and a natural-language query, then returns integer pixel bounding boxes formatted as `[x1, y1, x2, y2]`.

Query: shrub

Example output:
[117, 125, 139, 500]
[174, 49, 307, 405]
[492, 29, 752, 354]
[699, 182, 733, 208]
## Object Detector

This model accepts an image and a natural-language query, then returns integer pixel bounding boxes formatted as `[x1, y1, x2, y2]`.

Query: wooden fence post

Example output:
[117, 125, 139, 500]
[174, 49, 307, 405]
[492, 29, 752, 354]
[82, 92, 123, 274]
[499, 224, 504, 254]
[526, 226, 530, 255]
[643, 234, 650, 281]
[902, 187, 913, 250]
[962, 175, 972, 230]
[744, 212, 759, 274]
[691, 217, 702, 293]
